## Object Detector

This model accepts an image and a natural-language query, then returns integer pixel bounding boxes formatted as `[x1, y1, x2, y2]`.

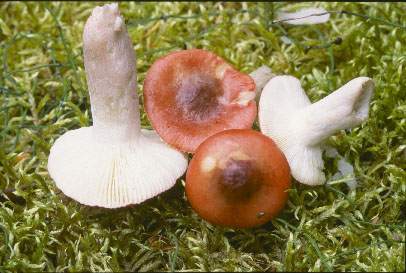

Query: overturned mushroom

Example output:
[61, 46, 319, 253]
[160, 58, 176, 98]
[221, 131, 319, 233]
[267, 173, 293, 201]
[143, 49, 257, 153]
[186, 129, 291, 228]
[258, 75, 374, 186]
[47, 3, 188, 208]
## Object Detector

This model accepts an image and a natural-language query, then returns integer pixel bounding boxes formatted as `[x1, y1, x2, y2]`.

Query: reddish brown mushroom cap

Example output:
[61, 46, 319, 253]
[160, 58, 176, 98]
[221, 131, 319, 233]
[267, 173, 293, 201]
[143, 49, 257, 153]
[185, 129, 291, 229]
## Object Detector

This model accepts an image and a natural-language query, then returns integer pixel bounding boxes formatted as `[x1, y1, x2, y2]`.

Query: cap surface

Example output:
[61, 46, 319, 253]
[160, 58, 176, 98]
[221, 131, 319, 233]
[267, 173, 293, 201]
[143, 49, 257, 153]
[185, 129, 291, 228]
[48, 127, 188, 208]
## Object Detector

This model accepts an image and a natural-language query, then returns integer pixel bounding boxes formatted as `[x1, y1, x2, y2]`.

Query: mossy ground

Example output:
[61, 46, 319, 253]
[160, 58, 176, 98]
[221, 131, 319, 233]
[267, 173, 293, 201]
[0, 2, 405, 272]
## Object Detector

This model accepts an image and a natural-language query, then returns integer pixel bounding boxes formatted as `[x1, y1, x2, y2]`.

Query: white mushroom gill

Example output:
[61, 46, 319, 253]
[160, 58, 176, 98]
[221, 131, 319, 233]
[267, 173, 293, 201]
[47, 3, 188, 208]
[259, 75, 374, 186]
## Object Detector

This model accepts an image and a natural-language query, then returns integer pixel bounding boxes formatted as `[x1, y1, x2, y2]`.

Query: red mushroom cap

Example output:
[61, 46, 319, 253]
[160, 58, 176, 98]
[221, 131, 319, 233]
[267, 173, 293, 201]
[143, 49, 257, 153]
[185, 129, 291, 229]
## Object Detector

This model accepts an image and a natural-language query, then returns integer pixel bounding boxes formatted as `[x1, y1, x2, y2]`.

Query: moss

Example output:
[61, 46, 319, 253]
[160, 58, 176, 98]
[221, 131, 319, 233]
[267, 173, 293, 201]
[0, 2, 405, 272]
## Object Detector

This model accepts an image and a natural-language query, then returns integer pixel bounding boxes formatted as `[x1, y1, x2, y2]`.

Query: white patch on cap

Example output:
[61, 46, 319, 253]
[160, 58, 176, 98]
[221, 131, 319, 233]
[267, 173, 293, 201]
[215, 63, 230, 79]
[232, 91, 256, 106]
[201, 156, 217, 173]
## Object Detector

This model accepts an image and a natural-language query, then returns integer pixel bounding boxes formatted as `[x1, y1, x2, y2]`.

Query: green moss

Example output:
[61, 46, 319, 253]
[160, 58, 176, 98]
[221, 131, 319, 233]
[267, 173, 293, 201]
[0, 2, 405, 272]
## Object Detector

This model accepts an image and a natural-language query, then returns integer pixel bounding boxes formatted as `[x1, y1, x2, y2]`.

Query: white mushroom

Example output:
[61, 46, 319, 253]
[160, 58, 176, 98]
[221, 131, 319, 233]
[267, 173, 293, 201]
[47, 3, 188, 208]
[258, 75, 374, 186]
[248, 65, 276, 103]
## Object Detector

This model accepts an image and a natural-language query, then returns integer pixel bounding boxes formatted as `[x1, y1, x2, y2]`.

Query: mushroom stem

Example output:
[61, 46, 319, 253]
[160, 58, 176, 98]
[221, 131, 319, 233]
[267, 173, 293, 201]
[293, 77, 375, 146]
[83, 4, 141, 144]
[248, 65, 276, 103]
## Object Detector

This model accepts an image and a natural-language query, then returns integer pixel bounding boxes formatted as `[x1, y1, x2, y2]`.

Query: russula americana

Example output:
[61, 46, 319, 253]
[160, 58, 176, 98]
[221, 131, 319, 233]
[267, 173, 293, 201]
[185, 129, 291, 228]
[143, 49, 257, 153]
[47, 3, 188, 208]
[258, 75, 375, 186]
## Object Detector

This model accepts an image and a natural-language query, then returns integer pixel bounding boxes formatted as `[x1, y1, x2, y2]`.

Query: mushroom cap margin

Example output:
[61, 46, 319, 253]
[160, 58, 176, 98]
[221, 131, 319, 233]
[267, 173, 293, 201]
[47, 127, 188, 208]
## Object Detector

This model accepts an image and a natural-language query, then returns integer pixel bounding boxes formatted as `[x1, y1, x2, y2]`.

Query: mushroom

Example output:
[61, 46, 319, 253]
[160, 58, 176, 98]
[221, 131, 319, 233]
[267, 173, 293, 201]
[185, 129, 291, 228]
[248, 65, 276, 103]
[47, 3, 188, 208]
[143, 49, 257, 153]
[258, 75, 375, 186]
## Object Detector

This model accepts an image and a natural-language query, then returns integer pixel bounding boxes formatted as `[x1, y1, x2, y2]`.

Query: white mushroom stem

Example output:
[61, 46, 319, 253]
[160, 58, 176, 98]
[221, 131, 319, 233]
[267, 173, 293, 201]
[83, 4, 141, 144]
[293, 77, 375, 146]
[259, 75, 375, 186]
[248, 65, 276, 103]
